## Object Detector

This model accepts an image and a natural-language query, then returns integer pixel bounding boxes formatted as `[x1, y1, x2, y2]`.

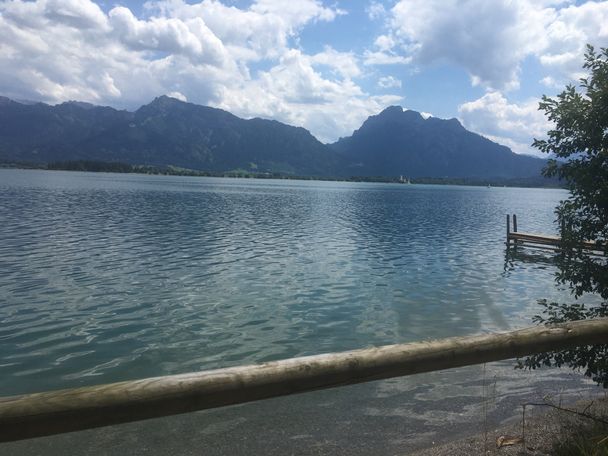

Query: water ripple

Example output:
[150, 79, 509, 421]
[0, 169, 588, 397]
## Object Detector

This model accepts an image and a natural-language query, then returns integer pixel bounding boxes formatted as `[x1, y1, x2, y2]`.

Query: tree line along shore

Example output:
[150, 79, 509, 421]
[0, 160, 563, 189]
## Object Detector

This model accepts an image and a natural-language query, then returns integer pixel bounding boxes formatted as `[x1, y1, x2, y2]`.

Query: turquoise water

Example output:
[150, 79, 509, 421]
[0, 169, 599, 454]
[0, 169, 564, 393]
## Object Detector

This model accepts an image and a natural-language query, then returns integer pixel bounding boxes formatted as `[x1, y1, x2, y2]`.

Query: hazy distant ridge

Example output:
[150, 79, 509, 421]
[0, 96, 545, 179]
[330, 106, 545, 178]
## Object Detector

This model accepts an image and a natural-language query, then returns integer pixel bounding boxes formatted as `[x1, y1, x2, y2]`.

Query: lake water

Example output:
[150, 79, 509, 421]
[0, 169, 600, 454]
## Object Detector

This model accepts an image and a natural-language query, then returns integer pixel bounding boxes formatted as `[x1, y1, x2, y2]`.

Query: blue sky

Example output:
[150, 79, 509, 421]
[1, 0, 608, 155]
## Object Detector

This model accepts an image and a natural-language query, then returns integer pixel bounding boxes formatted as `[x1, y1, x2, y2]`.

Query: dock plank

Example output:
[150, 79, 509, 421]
[508, 232, 605, 252]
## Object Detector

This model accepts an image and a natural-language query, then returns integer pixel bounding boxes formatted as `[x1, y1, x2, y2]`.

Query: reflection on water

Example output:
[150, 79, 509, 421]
[0, 170, 567, 393]
[0, 169, 602, 454]
[503, 246, 563, 273]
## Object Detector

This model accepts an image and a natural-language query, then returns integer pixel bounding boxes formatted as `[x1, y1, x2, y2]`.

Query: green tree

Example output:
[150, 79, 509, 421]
[519, 45, 608, 386]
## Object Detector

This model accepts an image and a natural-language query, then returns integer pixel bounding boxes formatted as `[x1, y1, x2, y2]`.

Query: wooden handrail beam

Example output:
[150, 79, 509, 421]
[1, 319, 608, 442]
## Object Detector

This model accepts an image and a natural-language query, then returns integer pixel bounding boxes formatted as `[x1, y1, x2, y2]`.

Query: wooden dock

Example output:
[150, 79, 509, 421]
[506, 214, 605, 253]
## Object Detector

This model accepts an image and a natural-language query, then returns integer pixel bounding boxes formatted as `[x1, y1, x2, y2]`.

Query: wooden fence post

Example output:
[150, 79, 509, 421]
[0, 319, 607, 443]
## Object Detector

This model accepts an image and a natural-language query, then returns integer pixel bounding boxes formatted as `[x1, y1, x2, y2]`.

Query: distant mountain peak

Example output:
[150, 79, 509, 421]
[378, 105, 404, 117]
[158, 94, 181, 101]
[149, 95, 185, 106]
[330, 105, 545, 179]
[402, 109, 425, 121]
[134, 95, 192, 117]
[447, 117, 462, 126]
[375, 106, 426, 123]
[370, 106, 470, 132]
[426, 115, 465, 131]
[0, 96, 42, 107]
[0, 95, 545, 180]
[59, 100, 97, 110]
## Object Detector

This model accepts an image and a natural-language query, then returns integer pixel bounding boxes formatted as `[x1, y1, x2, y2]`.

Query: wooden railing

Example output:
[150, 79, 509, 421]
[1, 319, 607, 443]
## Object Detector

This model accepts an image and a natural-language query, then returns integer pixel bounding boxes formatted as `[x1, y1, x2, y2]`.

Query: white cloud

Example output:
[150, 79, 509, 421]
[363, 50, 411, 66]
[363, 33, 411, 66]
[141, 1, 287, 62]
[366, 1, 386, 20]
[250, 0, 345, 25]
[537, 1, 608, 81]
[146, 0, 343, 61]
[46, 0, 109, 29]
[0, 0, 394, 144]
[380, 0, 608, 90]
[310, 46, 361, 79]
[166, 91, 187, 101]
[539, 75, 561, 88]
[458, 92, 551, 156]
[108, 6, 228, 65]
[374, 35, 395, 52]
[377, 75, 401, 89]
[387, 0, 552, 90]
[216, 49, 402, 142]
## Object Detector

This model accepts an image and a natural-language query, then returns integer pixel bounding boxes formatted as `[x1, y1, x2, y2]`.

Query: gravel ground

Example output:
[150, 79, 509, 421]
[416, 397, 608, 456]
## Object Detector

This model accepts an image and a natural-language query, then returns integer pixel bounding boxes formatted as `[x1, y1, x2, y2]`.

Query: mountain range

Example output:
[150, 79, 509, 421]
[0, 95, 546, 179]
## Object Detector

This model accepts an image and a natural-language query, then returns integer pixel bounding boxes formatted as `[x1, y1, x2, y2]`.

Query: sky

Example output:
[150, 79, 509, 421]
[1, 0, 608, 156]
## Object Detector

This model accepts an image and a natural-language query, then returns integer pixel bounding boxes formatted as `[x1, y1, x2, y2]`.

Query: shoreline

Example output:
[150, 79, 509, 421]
[1, 369, 603, 455]
[0, 163, 564, 189]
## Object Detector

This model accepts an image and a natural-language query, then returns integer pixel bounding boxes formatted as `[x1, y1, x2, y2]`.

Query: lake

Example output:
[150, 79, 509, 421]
[0, 169, 600, 454]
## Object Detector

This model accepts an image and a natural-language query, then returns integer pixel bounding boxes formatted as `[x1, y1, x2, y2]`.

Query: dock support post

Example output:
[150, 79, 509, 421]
[506, 214, 511, 247]
[513, 214, 518, 233]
